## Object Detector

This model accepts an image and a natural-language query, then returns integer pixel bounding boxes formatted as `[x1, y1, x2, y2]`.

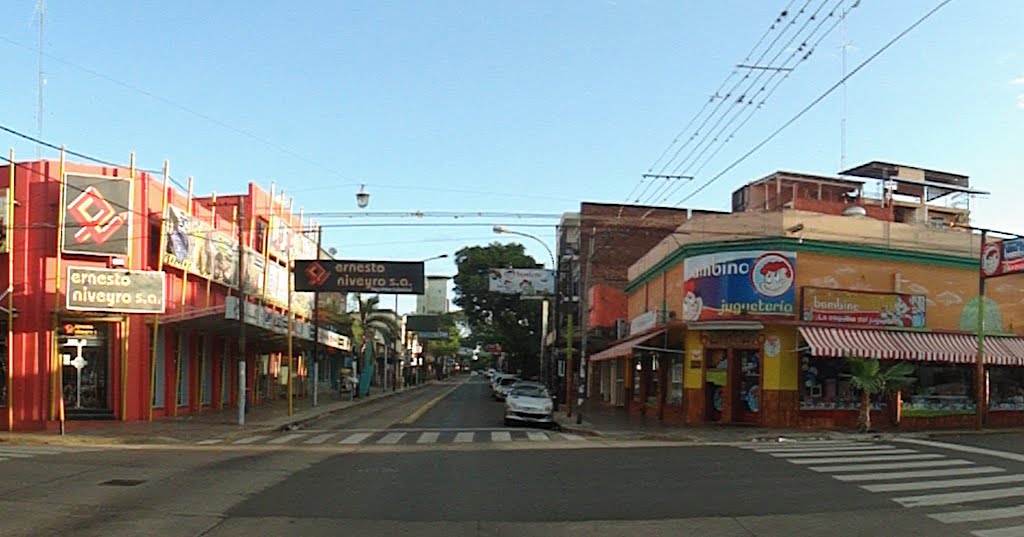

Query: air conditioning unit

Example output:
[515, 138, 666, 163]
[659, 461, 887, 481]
[615, 319, 629, 339]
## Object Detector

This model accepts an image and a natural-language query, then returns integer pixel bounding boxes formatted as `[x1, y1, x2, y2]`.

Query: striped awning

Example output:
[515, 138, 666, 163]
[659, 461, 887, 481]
[798, 326, 1024, 366]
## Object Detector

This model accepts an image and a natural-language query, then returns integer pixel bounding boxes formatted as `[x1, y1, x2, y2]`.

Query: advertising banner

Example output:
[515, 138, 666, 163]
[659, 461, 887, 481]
[801, 287, 926, 328]
[682, 250, 797, 322]
[487, 268, 555, 296]
[242, 248, 265, 298]
[61, 173, 132, 256]
[293, 260, 425, 294]
[267, 215, 295, 261]
[0, 188, 8, 254]
[66, 266, 166, 313]
[982, 239, 1024, 279]
[163, 206, 239, 288]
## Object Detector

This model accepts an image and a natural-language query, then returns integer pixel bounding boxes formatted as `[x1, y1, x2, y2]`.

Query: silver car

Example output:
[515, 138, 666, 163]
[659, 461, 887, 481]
[504, 384, 554, 427]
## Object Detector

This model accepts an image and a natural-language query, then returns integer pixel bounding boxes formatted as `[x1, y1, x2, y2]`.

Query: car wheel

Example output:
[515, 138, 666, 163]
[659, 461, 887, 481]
[504, 418, 513, 427]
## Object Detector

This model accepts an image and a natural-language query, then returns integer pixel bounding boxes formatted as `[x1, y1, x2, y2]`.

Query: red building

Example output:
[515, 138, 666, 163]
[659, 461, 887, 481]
[0, 156, 350, 431]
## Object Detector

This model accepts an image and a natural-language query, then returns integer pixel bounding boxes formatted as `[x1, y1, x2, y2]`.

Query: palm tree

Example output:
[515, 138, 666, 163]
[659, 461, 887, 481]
[847, 357, 916, 432]
[351, 294, 400, 396]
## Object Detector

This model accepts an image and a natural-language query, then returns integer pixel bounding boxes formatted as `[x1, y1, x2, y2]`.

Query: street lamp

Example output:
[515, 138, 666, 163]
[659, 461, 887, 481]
[356, 184, 370, 208]
[492, 225, 555, 268]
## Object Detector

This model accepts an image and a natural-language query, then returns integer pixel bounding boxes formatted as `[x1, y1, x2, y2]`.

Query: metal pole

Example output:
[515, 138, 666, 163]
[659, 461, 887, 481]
[148, 160, 170, 421]
[975, 229, 988, 430]
[237, 200, 247, 426]
[565, 313, 573, 416]
[539, 299, 548, 380]
[577, 231, 595, 425]
[311, 225, 322, 407]
[7, 148, 16, 431]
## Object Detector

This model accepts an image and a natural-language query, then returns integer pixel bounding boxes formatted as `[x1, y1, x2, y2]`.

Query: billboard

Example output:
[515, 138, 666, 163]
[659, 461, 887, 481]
[164, 206, 239, 288]
[982, 239, 1024, 279]
[682, 250, 796, 322]
[488, 268, 555, 296]
[801, 287, 926, 328]
[66, 266, 166, 313]
[61, 173, 132, 256]
[293, 260, 425, 294]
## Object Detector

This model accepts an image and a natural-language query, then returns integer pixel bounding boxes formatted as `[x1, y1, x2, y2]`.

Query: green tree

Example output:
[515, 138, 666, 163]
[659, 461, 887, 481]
[351, 294, 400, 395]
[426, 311, 464, 358]
[847, 357, 916, 432]
[453, 242, 543, 377]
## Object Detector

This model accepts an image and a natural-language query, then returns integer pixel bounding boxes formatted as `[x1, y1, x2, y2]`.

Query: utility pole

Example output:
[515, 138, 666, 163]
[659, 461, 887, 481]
[311, 225, 322, 407]
[975, 229, 988, 430]
[576, 231, 595, 424]
[236, 201, 247, 426]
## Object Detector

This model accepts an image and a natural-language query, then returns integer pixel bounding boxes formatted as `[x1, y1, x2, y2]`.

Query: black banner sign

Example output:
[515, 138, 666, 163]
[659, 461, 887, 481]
[66, 266, 166, 313]
[62, 173, 132, 256]
[293, 260, 425, 294]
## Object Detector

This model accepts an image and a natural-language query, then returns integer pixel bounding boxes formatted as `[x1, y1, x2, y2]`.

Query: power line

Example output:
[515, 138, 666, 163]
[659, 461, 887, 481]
[676, 0, 955, 207]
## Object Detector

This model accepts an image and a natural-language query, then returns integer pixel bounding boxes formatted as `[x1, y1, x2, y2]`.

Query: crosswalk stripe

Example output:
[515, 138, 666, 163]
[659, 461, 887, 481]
[0, 452, 34, 458]
[339, 432, 373, 445]
[929, 504, 1024, 524]
[303, 433, 338, 445]
[973, 525, 1024, 537]
[560, 433, 586, 441]
[895, 486, 1024, 508]
[268, 433, 306, 445]
[233, 435, 269, 445]
[743, 440, 863, 448]
[0, 447, 65, 455]
[750, 443, 876, 452]
[197, 439, 224, 445]
[527, 432, 549, 441]
[491, 431, 512, 442]
[417, 432, 440, 444]
[378, 432, 406, 445]
[834, 466, 1005, 482]
[863, 474, 1024, 493]
[773, 449, 918, 458]
[453, 432, 475, 443]
[810, 459, 975, 473]
[791, 453, 943, 465]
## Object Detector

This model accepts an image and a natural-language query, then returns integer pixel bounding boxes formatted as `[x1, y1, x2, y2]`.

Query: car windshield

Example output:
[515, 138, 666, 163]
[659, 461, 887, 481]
[499, 378, 519, 386]
[510, 386, 548, 398]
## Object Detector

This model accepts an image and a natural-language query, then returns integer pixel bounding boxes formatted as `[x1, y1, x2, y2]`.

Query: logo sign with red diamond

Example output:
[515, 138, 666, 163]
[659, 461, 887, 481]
[61, 173, 132, 256]
[293, 259, 425, 294]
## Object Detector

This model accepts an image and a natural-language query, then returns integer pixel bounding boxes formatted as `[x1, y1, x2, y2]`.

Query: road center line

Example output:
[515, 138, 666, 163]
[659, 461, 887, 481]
[398, 380, 467, 425]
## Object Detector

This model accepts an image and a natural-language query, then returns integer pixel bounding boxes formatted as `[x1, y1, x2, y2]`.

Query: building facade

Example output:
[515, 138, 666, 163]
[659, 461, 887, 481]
[0, 157, 350, 431]
[589, 162, 1024, 430]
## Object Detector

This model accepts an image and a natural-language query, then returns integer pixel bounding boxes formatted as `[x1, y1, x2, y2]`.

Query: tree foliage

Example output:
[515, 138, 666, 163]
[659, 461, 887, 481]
[847, 357, 916, 432]
[453, 242, 543, 376]
[426, 311, 464, 358]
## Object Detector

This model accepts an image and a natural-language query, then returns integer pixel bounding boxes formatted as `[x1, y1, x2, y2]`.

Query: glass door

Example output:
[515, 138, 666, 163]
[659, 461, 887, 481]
[733, 349, 761, 424]
[704, 349, 728, 422]
[60, 323, 112, 416]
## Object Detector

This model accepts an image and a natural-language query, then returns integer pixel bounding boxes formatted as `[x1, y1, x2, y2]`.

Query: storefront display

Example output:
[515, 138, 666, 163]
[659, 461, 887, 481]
[800, 356, 885, 411]
[669, 357, 683, 405]
[990, 367, 1024, 411]
[59, 323, 111, 414]
[901, 364, 975, 416]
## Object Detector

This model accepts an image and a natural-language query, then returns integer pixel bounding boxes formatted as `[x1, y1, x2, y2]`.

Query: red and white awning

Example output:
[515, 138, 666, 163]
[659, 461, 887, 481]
[589, 328, 669, 362]
[798, 326, 1024, 366]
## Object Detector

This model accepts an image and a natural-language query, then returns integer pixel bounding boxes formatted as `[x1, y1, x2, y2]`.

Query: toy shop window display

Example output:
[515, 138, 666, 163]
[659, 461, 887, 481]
[989, 367, 1024, 411]
[902, 364, 975, 417]
[800, 354, 886, 411]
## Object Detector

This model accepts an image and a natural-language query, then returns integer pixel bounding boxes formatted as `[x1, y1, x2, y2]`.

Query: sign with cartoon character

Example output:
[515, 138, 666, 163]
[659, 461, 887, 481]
[682, 250, 796, 322]
[982, 239, 1024, 279]
[801, 287, 926, 328]
[487, 268, 555, 296]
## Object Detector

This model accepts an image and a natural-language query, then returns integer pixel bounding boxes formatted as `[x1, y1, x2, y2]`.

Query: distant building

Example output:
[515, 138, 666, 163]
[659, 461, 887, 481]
[416, 275, 450, 315]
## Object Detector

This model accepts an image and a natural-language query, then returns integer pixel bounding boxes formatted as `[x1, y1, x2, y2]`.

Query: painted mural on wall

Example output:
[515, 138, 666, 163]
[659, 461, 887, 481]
[682, 250, 797, 322]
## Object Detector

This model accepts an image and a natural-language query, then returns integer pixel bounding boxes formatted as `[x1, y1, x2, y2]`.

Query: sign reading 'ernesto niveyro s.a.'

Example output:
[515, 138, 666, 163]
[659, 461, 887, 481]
[66, 266, 166, 313]
[293, 260, 425, 294]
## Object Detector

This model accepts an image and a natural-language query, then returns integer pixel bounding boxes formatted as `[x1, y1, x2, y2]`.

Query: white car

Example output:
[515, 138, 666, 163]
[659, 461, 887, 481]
[492, 375, 520, 401]
[504, 384, 554, 427]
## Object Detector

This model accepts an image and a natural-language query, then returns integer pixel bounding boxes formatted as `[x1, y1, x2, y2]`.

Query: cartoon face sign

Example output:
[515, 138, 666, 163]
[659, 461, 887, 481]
[682, 291, 703, 321]
[982, 243, 1002, 277]
[751, 253, 795, 298]
[764, 335, 781, 358]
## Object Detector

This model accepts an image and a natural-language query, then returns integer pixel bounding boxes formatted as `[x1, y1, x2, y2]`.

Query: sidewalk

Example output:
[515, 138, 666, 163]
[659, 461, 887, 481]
[0, 381, 436, 447]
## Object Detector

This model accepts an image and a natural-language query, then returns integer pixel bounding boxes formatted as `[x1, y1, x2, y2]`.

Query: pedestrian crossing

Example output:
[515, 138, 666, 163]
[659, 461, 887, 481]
[199, 428, 589, 447]
[0, 444, 93, 463]
[741, 439, 1024, 537]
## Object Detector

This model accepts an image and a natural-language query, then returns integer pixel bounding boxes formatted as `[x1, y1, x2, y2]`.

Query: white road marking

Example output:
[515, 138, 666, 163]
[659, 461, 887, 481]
[527, 432, 549, 441]
[895, 486, 1024, 508]
[743, 440, 864, 449]
[303, 433, 338, 445]
[973, 525, 1024, 537]
[0, 447, 67, 455]
[232, 435, 269, 445]
[773, 449, 918, 458]
[339, 432, 373, 445]
[453, 432, 475, 443]
[197, 439, 224, 445]
[377, 432, 406, 445]
[895, 438, 1024, 464]
[491, 431, 512, 442]
[863, 474, 1024, 493]
[559, 433, 586, 441]
[268, 433, 306, 445]
[790, 454, 943, 465]
[750, 443, 877, 452]
[0, 451, 33, 458]
[929, 504, 1024, 524]
[809, 459, 975, 473]
[417, 432, 440, 444]
[834, 466, 1005, 482]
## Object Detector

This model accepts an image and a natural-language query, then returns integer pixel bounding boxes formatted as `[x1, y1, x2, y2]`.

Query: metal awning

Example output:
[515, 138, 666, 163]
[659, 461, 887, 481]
[589, 328, 669, 362]
[798, 326, 1024, 365]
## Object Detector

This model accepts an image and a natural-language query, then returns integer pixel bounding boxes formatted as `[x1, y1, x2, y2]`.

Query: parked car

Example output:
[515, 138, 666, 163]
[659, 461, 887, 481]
[493, 375, 521, 401]
[504, 384, 555, 427]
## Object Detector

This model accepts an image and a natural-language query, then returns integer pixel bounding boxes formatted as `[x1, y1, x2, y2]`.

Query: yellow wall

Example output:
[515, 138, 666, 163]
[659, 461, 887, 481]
[683, 329, 704, 389]
[762, 326, 798, 390]
[797, 252, 1024, 334]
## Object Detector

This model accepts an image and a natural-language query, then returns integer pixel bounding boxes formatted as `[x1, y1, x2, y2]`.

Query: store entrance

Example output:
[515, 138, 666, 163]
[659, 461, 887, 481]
[731, 348, 761, 424]
[59, 322, 113, 419]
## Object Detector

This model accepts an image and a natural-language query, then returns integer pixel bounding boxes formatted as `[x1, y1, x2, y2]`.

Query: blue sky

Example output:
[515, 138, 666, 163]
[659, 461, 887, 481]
[1, 1, 1021, 312]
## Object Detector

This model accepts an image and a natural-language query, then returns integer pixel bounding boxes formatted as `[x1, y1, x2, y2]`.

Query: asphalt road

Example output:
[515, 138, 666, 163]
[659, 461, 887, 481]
[5, 374, 1020, 536]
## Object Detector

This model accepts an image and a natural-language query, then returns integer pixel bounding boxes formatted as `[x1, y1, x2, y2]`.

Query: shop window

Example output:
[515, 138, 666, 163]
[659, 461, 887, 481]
[646, 356, 658, 406]
[221, 338, 232, 406]
[800, 356, 885, 411]
[255, 219, 268, 254]
[60, 323, 112, 413]
[990, 367, 1024, 411]
[669, 356, 683, 405]
[200, 335, 213, 405]
[176, 333, 190, 407]
[152, 328, 166, 409]
[902, 364, 975, 417]
[149, 223, 162, 269]
[632, 357, 641, 401]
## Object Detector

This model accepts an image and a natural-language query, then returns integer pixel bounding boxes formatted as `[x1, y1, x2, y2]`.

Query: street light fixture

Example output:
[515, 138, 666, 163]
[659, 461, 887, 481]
[356, 184, 370, 208]
[492, 225, 555, 268]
